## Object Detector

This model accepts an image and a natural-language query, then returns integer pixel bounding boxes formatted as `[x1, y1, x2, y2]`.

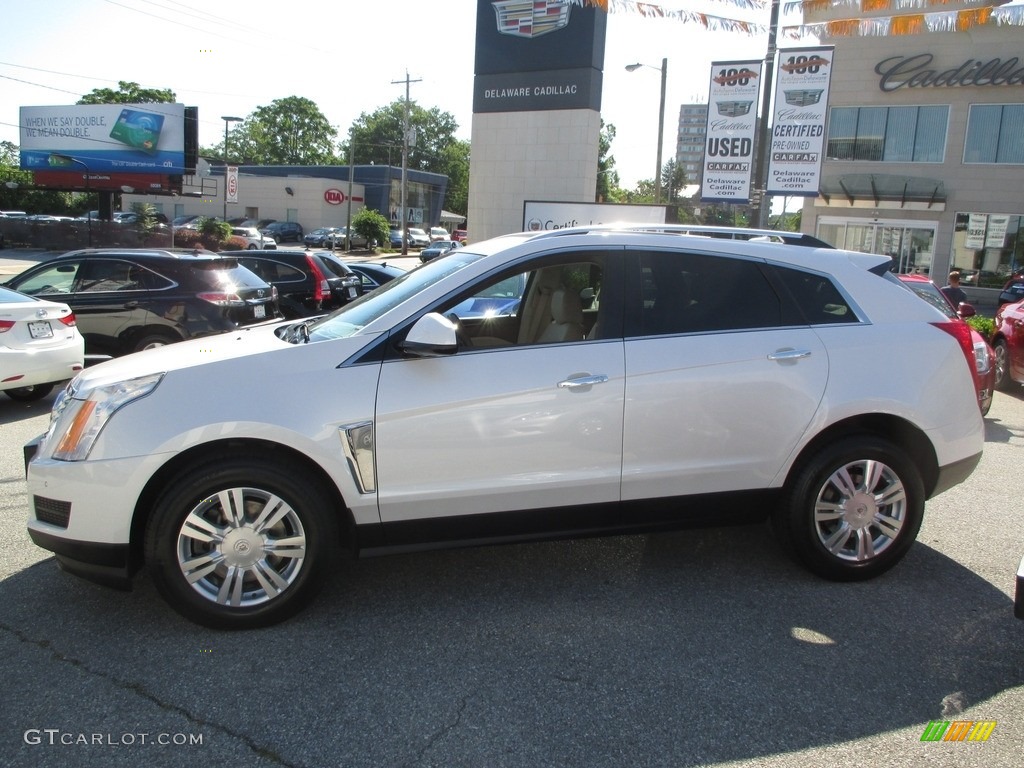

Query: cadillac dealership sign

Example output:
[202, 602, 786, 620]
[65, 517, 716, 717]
[875, 53, 1024, 91]
[474, 0, 605, 113]
[701, 60, 762, 204]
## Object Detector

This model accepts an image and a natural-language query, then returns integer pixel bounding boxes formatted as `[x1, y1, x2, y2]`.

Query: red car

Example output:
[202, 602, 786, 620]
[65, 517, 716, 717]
[992, 297, 1024, 393]
[898, 274, 994, 415]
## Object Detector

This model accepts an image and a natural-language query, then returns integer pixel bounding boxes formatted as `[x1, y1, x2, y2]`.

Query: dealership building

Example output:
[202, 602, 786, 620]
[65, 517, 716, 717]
[798, 3, 1024, 299]
[121, 160, 451, 235]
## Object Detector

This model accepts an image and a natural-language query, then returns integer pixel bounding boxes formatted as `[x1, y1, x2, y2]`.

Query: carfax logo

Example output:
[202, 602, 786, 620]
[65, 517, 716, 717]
[920, 720, 996, 742]
[492, 0, 572, 39]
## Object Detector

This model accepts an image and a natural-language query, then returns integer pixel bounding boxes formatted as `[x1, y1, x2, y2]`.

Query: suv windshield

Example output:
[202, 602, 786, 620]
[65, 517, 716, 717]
[306, 251, 484, 342]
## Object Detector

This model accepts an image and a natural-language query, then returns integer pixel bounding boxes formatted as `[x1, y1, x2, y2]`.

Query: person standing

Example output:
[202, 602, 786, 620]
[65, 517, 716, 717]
[941, 271, 967, 307]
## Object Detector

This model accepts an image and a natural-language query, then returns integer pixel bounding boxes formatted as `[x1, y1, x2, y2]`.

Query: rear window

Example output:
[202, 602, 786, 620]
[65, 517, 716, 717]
[190, 260, 270, 289]
[773, 265, 860, 325]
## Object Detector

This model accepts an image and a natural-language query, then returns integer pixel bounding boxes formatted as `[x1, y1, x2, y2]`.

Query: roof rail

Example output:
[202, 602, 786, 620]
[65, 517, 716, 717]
[527, 224, 833, 248]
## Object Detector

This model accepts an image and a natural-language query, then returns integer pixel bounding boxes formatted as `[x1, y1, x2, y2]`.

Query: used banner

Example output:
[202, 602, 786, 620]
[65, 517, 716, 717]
[701, 60, 762, 204]
[766, 46, 834, 197]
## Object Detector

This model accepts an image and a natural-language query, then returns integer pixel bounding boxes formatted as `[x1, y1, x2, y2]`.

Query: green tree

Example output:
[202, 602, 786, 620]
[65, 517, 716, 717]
[352, 208, 390, 251]
[77, 81, 176, 105]
[0, 141, 72, 214]
[439, 138, 470, 217]
[597, 120, 620, 203]
[342, 100, 460, 172]
[661, 159, 687, 203]
[206, 97, 338, 165]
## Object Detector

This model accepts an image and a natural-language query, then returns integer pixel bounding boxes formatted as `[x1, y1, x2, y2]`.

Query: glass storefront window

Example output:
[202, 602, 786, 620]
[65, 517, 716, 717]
[816, 218, 936, 276]
[951, 212, 1023, 288]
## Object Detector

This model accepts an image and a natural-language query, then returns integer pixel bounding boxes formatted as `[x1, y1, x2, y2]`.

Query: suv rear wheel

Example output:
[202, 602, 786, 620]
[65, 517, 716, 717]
[773, 436, 924, 581]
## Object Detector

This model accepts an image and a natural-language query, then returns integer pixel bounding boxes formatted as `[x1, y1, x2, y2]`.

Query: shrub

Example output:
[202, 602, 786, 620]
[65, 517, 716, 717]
[967, 314, 994, 339]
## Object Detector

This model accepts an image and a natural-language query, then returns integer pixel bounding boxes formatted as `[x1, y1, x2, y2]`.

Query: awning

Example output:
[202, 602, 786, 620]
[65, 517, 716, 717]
[819, 174, 946, 208]
[440, 209, 466, 223]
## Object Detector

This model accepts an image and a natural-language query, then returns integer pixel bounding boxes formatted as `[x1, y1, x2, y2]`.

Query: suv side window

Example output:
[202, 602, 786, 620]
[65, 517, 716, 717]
[441, 254, 612, 347]
[76, 259, 147, 293]
[12, 262, 80, 295]
[634, 250, 783, 336]
[772, 265, 860, 325]
[238, 258, 304, 284]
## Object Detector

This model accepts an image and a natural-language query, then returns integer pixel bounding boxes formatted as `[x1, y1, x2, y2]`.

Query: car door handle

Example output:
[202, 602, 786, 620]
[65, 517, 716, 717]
[123, 301, 139, 309]
[557, 374, 609, 390]
[767, 348, 812, 361]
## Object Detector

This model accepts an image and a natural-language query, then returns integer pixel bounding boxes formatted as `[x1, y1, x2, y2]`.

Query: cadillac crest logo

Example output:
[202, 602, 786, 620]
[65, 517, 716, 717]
[492, 0, 572, 39]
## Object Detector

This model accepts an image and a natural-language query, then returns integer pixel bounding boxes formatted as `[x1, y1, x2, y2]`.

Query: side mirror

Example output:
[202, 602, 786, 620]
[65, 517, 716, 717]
[400, 312, 459, 357]
[957, 302, 976, 319]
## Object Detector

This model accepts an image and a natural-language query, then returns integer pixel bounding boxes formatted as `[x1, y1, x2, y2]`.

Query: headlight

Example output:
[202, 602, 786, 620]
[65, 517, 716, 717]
[48, 373, 164, 461]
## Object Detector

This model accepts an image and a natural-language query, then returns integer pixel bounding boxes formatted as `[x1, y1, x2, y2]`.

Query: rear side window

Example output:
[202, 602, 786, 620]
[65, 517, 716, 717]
[241, 260, 302, 283]
[634, 250, 784, 335]
[773, 266, 860, 325]
[199, 261, 276, 289]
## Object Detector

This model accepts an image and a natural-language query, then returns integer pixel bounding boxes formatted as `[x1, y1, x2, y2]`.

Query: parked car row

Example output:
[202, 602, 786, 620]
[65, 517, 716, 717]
[21, 225, 986, 629]
[0, 285, 84, 401]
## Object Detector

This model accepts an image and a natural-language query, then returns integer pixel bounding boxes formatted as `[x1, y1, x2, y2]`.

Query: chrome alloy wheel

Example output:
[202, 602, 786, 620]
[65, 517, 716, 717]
[176, 487, 307, 607]
[812, 459, 907, 563]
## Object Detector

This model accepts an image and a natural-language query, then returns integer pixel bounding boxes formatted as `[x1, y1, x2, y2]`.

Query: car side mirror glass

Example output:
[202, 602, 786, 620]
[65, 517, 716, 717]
[400, 312, 459, 357]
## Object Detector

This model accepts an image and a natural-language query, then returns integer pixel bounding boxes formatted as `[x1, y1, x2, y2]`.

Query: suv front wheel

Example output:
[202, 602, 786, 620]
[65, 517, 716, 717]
[144, 457, 337, 629]
[773, 436, 924, 581]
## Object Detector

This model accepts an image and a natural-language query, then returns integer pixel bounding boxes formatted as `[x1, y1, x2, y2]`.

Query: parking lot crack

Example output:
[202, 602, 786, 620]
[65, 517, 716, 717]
[0, 621, 301, 767]
[403, 694, 469, 768]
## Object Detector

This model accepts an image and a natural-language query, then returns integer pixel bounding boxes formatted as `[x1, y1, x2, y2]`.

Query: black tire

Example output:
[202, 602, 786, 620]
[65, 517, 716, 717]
[144, 457, 337, 629]
[132, 332, 180, 353]
[993, 338, 1013, 392]
[772, 436, 924, 581]
[247, 244, 257, 250]
[4, 383, 54, 401]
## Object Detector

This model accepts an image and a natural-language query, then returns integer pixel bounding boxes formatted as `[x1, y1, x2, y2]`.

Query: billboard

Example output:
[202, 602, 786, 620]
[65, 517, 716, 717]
[701, 60, 762, 204]
[19, 103, 187, 176]
[474, 0, 606, 113]
[766, 47, 834, 196]
[523, 200, 669, 231]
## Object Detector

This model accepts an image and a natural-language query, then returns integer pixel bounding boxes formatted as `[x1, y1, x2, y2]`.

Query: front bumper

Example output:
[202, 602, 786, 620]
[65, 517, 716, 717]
[27, 527, 134, 590]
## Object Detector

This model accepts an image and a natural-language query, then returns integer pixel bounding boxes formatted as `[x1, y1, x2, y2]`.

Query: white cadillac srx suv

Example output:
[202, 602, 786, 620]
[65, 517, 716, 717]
[25, 226, 985, 629]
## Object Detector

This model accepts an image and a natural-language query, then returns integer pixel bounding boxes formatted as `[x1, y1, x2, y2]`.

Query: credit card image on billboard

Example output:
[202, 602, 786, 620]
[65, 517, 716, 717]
[109, 109, 165, 153]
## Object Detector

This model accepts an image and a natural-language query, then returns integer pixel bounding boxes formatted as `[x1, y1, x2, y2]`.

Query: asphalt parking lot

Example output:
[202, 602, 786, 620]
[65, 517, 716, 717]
[2, 368, 1024, 766]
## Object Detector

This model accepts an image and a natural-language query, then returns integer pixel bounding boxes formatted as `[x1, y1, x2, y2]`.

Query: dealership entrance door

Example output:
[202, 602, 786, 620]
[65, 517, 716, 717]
[816, 217, 937, 276]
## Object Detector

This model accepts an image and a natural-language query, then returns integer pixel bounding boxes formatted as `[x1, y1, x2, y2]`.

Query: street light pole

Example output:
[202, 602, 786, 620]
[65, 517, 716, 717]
[221, 116, 243, 221]
[626, 58, 668, 204]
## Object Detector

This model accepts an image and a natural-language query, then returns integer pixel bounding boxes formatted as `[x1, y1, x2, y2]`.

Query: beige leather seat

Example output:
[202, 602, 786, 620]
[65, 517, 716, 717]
[536, 288, 585, 343]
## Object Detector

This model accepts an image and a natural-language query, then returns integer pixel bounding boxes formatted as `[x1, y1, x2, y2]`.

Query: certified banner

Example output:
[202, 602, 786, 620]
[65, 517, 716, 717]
[767, 46, 834, 196]
[701, 60, 762, 204]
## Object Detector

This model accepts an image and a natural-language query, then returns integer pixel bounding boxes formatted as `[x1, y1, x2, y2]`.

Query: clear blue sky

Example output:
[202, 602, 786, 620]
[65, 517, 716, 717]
[0, 0, 773, 187]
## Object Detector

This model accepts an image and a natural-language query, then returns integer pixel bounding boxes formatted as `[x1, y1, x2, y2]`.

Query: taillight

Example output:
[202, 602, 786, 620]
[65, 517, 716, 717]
[931, 321, 976, 376]
[0, 320, 14, 333]
[305, 256, 329, 302]
[197, 291, 245, 307]
[59, 313, 77, 328]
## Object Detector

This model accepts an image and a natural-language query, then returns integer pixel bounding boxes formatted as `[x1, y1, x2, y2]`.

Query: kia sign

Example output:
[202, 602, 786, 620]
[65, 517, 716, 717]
[324, 188, 346, 205]
[226, 166, 238, 203]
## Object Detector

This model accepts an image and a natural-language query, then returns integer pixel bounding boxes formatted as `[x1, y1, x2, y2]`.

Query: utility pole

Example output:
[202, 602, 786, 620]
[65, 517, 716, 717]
[392, 71, 421, 256]
[752, 0, 780, 228]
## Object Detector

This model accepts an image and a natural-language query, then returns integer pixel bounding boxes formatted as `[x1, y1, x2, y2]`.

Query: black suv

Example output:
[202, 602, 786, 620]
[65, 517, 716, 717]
[260, 221, 304, 243]
[4, 249, 280, 356]
[237, 250, 362, 319]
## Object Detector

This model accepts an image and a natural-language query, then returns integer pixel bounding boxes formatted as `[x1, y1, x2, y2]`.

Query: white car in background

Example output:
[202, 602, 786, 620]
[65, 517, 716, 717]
[24, 225, 984, 629]
[0, 286, 84, 401]
[231, 227, 277, 250]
